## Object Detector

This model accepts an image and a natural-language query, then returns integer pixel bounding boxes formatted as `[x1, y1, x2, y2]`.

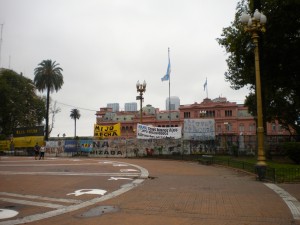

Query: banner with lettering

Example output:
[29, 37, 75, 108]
[137, 124, 182, 139]
[13, 126, 44, 137]
[94, 123, 121, 138]
[183, 119, 215, 140]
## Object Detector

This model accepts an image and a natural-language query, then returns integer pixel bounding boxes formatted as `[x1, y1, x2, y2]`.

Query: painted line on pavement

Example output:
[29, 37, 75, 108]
[0, 160, 149, 225]
[265, 183, 300, 220]
[0, 171, 140, 176]
[0, 163, 108, 167]
[0, 192, 82, 204]
[0, 198, 64, 209]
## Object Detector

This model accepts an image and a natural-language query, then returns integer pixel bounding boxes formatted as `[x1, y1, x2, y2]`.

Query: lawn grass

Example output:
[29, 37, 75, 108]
[215, 155, 299, 169]
[213, 155, 300, 183]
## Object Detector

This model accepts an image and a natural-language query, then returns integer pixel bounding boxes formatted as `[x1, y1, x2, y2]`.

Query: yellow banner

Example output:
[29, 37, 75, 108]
[0, 140, 10, 151]
[11, 136, 44, 148]
[94, 123, 121, 138]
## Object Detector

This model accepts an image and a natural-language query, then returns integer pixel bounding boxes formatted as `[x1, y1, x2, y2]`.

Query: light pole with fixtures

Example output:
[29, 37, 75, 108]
[136, 80, 147, 124]
[241, 9, 267, 178]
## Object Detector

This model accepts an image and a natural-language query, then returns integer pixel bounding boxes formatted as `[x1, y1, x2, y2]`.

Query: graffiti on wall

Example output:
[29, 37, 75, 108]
[46, 141, 64, 154]
[90, 139, 127, 157]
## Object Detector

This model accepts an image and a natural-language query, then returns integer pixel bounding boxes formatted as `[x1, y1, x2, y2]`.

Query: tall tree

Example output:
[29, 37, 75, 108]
[217, 0, 300, 134]
[70, 108, 80, 137]
[34, 60, 64, 140]
[0, 69, 46, 137]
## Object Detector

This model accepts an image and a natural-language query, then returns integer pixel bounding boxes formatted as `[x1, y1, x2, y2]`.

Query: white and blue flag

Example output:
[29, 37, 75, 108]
[161, 49, 171, 82]
[204, 78, 207, 91]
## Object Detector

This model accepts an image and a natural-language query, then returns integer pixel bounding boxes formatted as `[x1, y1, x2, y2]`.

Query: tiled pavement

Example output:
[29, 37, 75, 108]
[27, 158, 300, 225]
[29, 159, 300, 225]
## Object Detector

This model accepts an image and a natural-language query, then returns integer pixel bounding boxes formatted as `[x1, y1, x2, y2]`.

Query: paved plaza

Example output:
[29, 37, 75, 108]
[0, 156, 299, 225]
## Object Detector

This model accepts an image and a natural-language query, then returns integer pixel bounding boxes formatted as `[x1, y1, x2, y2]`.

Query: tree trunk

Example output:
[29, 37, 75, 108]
[74, 119, 77, 137]
[45, 87, 50, 141]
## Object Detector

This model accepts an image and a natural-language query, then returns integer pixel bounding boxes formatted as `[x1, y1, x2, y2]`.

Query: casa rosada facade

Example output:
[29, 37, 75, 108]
[95, 97, 291, 139]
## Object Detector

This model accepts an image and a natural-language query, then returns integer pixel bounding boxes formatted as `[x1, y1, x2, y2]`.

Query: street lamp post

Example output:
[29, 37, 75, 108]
[241, 9, 267, 178]
[136, 80, 146, 124]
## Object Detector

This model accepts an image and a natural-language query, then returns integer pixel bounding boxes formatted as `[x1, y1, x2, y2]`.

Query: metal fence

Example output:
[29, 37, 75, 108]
[199, 134, 300, 156]
[207, 157, 300, 183]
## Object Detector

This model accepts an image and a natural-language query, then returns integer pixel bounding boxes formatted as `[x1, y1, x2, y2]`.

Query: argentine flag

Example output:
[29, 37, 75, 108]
[161, 52, 171, 82]
[204, 78, 207, 91]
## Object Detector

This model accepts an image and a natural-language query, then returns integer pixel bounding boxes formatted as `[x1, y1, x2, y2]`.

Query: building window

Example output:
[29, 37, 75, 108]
[239, 124, 244, 132]
[249, 124, 255, 132]
[184, 112, 190, 118]
[199, 110, 206, 117]
[224, 122, 231, 132]
[206, 110, 215, 117]
[225, 110, 232, 117]
[272, 123, 276, 132]
[227, 123, 232, 131]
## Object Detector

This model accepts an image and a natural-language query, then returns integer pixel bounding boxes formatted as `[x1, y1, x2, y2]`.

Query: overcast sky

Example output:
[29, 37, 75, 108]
[0, 0, 250, 137]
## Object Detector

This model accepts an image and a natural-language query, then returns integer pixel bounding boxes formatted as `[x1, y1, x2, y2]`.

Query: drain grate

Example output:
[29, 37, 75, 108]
[77, 206, 119, 218]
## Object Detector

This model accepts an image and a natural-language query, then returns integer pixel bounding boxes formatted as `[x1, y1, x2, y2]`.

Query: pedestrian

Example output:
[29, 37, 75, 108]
[39, 143, 45, 160]
[34, 143, 40, 160]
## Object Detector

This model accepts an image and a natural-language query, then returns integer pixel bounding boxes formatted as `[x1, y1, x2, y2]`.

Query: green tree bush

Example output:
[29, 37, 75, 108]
[0, 69, 46, 137]
[217, 0, 300, 134]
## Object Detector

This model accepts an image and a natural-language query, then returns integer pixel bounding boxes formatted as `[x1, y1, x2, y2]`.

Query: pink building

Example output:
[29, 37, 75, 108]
[95, 97, 292, 139]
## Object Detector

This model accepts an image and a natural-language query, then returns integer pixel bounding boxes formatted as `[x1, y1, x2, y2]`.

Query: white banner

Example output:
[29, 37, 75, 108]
[183, 119, 215, 140]
[137, 124, 182, 139]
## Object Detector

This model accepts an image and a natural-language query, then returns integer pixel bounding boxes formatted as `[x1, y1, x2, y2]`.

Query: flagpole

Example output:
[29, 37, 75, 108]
[168, 48, 171, 127]
[206, 78, 208, 98]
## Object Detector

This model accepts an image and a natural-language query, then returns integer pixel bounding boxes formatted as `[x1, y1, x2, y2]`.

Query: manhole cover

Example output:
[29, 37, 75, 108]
[77, 206, 119, 218]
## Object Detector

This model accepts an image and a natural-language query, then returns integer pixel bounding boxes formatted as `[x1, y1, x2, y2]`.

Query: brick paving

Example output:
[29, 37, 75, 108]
[1, 157, 299, 225]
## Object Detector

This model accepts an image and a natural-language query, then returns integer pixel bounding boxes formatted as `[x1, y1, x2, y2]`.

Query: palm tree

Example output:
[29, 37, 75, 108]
[34, 60, 63, 141]
[70, 108, 81, 137]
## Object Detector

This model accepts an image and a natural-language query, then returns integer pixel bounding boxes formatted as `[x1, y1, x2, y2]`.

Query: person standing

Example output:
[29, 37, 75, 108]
[39, 143, 45, 160]
[34, 143, 40, 160]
